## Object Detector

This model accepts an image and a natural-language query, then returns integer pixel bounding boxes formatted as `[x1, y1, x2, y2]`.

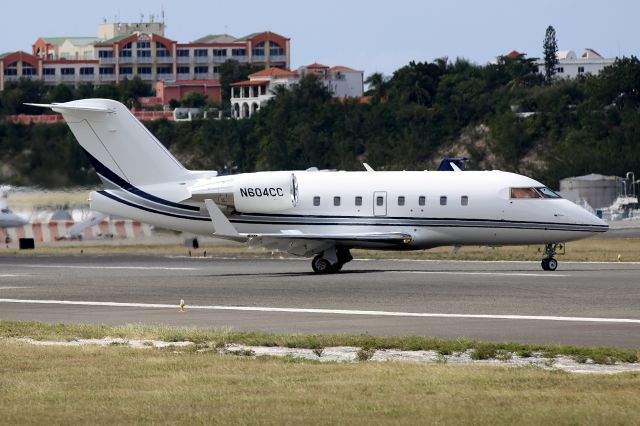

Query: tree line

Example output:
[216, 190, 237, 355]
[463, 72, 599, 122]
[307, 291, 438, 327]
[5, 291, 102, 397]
[1, 55, 640, 188]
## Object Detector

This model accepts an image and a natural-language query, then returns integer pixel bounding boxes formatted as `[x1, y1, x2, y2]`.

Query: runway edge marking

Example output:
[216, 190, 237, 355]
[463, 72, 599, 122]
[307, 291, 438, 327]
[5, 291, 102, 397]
[1, 299, 639, 324]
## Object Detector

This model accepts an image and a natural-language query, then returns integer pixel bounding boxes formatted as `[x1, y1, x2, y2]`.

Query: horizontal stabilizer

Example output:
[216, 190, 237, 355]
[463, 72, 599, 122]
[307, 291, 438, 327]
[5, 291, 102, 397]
[25, 103, 115, 113]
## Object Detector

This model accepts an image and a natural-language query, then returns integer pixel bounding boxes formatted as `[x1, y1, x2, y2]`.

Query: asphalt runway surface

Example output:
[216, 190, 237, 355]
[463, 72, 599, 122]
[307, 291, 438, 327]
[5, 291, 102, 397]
[1, 255, 639, 348]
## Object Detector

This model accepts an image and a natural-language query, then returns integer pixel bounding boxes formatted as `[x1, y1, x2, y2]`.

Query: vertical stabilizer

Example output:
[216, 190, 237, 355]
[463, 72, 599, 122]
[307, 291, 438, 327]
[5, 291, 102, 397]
[28, 99, 192, 187]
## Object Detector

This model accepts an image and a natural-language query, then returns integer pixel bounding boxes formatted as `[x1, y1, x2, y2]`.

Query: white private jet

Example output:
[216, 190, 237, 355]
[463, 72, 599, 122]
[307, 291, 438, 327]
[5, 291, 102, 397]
[28, 99, 608, 273]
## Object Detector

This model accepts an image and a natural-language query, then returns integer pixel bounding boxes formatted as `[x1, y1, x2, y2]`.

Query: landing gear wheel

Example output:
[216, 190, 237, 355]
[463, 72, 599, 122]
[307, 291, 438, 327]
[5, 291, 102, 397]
[546, 258, 558, 271]
[541, 259, 549, 271]
[311, 255, 332, 274]
[330, 262, 344, 273]
[541, 258, 558, 271]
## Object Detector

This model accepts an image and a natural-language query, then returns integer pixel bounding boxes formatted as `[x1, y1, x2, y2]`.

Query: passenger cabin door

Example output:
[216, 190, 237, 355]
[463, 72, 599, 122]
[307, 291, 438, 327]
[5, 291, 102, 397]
[373, 191, 387, 216]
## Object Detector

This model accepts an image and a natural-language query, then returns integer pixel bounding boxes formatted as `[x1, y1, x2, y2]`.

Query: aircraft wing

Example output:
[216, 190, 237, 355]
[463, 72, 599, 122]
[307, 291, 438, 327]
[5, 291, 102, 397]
[202, 199, 412, 255]
[245, 232, 412, 257]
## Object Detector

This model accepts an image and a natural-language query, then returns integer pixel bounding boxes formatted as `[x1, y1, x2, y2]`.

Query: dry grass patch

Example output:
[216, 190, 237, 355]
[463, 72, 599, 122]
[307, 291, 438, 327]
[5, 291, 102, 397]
[1, 341, 639, 425]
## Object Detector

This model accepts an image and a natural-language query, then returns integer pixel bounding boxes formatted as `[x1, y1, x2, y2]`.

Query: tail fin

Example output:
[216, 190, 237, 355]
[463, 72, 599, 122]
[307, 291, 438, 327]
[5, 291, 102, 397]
[27, 99, 192, 187]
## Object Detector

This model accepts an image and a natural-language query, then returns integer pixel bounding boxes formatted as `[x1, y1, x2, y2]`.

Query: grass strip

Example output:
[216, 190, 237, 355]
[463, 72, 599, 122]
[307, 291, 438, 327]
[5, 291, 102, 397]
[1, 320, 638, 364]
[1, 340, 640, 425]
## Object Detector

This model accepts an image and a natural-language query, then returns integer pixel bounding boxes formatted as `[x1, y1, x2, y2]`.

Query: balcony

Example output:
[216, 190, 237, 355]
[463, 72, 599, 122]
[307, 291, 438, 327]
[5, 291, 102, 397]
[194, 73, 209, 80]
[195, 56, 210, 64]
[119, 56, 134, 64]
[177, 73, 191, 80]
[61, 74, 76, 82]
[231, 55, 248, 63]
[43, 75, 57, 82]
[99, 57, 116, 64]
[138, 74, 153, 80]
[156, 56, 173, 64]
[177, 56, 191, 64]
[137, 56, 153, 64]
[156, 74, 175, 81]
[99, 74, 116, 82]
[270, 55, 287, 63]
[79, 74, 96, 82]
[212, 56, 228, 63]
[3, 75, 18, 82]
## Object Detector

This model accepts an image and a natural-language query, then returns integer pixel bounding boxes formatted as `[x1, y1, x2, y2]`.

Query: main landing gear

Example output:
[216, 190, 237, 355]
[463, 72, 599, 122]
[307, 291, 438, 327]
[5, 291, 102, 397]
[541, 243, 562, 271]
[311, 248, 353, 274]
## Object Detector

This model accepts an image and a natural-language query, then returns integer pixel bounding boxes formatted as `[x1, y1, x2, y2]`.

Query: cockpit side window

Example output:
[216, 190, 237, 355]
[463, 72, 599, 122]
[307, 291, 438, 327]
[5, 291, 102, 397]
[536, 187, 561, 198]
[510, 187, 562, 199]
[510, 188, 541, 199]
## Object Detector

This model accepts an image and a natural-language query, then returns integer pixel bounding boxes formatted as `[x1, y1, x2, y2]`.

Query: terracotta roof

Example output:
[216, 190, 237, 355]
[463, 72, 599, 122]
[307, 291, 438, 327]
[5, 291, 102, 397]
[329, 65, 356, 71]
[306, 62, 329, 69]
[506, 50, 523, 59]
[230, 80, 269, 87]
[306, 70, 324, 77]
[248, 67, 297, 78]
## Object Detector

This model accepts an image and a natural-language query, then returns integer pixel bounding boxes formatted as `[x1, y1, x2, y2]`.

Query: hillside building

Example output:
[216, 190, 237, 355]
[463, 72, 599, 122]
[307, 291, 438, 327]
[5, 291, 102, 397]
[230, 63, 363, 119]
[533, 48, 616, 78]
[1, 19, 290, 92]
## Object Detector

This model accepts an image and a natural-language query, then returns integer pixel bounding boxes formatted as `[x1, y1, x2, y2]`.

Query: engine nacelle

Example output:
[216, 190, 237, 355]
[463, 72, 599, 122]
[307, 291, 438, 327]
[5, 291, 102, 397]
[233, 172, 298, 213]
[189, 172, 298, 214]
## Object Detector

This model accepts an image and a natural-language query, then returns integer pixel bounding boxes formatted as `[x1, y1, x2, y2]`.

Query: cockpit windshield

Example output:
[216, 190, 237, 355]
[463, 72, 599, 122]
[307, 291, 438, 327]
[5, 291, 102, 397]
[1, 208, 11, 214]
[510, 187, 561, 199]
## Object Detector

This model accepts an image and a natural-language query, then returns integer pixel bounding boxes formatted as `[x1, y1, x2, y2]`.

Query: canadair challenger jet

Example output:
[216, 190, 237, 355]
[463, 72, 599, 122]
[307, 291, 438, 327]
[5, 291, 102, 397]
[29, 99, 608, 273]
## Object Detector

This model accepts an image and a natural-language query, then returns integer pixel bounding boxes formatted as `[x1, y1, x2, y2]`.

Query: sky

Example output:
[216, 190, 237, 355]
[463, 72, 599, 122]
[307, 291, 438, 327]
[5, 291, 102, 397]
[2, 0, 638, 76]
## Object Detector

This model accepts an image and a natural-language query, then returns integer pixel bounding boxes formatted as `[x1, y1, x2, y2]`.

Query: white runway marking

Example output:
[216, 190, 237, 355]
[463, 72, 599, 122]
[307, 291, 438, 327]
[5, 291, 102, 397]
[0, 298, 638, 324]
[386, 271, 569, 277]
[0, 287, 33, 290]
[0, 274, 25, 278]
[12, 265, 198, 271]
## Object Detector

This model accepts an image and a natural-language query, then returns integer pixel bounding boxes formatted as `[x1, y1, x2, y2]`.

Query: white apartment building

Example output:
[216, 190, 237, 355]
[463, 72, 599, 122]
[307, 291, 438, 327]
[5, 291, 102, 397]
[230, 63, 364, 119]
[535, 48, 616, 79]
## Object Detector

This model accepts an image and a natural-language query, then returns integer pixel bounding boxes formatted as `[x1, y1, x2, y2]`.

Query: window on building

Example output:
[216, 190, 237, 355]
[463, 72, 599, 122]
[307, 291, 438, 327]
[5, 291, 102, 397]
[137, 49, 151, 57]
[232, 48, 246, 56]
[376, 196, 384, 206]
[333, 196, 341, 206]
[177, 49, 189, 57]
[120, 50, 132, 57]
[313, 196, 320, 206]
[213, 66, 220, 73]
[22, 65, 36, 76]
[440, 196, 447, 206]
[213, 49, 227, 57]
[157, 67, 171, 74]
[194, 49, 208, 57]
[98, 50, 113, 58]
[119, 67, 132, 75]
[461, 195, 469, 206]
[157, 49, 170, 57]
[79, 67, 94, 75]
[137, 67, 151, 74]
[418, 196, 426, 206]
[556, 67, 564, 73]
[269, 42, 284, 56]
[137, 41, 150, 49]
[43, 68, 55, 75]
[177, 66, 189, 74]
[397, 196, 405, 206]
[99, 67, 114, 75]
[355, 196, 362, 206]
[253, 42, 265, 57]
[4, 63, 17, 76]
[578, 66, 585, 74]
[61, 68, 75, 75]
[194, 66, 208, 74]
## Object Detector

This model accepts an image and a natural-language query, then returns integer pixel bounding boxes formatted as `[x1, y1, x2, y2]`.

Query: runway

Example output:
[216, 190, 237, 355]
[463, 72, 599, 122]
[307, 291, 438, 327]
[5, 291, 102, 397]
[1, 255, 639, 348]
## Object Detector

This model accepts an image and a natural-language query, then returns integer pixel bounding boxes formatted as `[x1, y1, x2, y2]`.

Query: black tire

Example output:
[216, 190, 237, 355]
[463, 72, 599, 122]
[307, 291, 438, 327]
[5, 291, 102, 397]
[541, 259, 549, 271]
[311, 255, 332, 274]
[330, 262, 344, 273]
[547, 258, 558, 271]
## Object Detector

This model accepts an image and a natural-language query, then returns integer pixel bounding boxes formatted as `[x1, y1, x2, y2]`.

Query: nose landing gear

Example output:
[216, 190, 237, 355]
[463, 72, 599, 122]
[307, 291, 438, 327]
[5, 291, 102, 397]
[541, 243, 562, 271]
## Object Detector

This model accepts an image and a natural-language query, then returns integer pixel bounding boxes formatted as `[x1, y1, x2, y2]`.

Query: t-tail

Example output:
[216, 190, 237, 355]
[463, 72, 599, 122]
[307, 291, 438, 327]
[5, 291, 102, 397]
[26, 99, 193, 188]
